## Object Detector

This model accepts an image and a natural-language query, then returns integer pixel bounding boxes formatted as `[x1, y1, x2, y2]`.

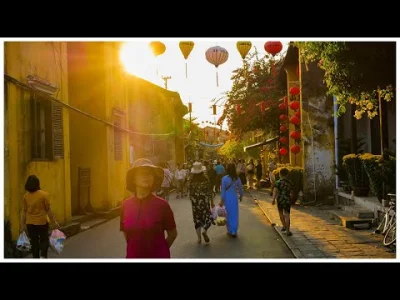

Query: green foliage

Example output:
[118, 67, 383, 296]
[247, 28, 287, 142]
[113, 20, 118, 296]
[218, 48, 286, 138]
[360, 153, 396, 200]
[217, 139, 245, 159]
[342, 154, 369, 188]
[335, 137, 365, 183]
[293, 41, 395, 120]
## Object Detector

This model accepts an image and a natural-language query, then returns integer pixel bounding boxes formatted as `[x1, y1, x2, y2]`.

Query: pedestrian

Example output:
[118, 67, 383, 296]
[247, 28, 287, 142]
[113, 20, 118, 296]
[204, 160, 217, 196]
[220, 163, 244, 238]
[214, 161, 225, 193]
[268, 159, 277, 196]
[246, 159, 255, 189]
[188, 162, 215, 244]
[256, 159, 263, 189]
[160, 162, 173, 201]
[20, 175, 59, 259]
[120, 158, 178, 258]
[174, 163, 186, 198]
[272, 167, 294, 236]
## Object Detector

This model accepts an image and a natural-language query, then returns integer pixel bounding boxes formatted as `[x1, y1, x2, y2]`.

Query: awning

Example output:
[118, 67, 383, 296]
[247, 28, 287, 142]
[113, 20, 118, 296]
[244, 136, 280, 152]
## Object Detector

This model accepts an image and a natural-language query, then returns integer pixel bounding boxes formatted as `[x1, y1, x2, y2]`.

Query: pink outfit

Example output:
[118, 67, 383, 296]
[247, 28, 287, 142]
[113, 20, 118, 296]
[120, 194, 176, 258]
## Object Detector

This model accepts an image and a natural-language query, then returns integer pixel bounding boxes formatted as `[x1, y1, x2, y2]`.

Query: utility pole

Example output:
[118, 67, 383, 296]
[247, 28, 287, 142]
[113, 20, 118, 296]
[161, 76, 171, 89]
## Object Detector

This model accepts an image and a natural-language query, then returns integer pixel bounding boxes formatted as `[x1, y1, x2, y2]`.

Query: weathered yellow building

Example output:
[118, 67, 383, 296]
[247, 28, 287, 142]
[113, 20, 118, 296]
[126, 76, 187, 167]
[67, 42, 131, 214]
[4, 42, 71, 240]
[4, 41, 187, 243]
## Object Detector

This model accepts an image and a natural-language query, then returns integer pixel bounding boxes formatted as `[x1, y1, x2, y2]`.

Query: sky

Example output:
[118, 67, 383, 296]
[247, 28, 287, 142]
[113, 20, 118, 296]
[119, 38, 290, 129]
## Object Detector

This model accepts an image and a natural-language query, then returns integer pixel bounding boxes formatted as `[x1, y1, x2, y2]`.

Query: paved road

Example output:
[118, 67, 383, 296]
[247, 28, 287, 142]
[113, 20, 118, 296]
[39, 193, 294, 259]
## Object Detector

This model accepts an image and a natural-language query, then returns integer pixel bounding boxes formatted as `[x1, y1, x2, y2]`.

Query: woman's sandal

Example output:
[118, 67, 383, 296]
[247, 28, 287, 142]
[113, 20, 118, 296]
[202, 232, 210, 243]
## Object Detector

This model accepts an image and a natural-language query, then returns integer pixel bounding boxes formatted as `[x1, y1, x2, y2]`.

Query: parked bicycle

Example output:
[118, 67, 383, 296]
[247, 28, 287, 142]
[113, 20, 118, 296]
[374, 194, 396, 247]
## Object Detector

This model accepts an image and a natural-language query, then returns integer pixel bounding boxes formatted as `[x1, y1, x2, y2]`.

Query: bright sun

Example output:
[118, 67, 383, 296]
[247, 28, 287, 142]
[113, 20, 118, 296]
[119, 42, 156, 80]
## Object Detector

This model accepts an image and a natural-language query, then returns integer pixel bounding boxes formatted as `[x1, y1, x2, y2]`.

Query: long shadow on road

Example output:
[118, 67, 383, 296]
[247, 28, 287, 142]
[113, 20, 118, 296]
[36, 192, 294, 259]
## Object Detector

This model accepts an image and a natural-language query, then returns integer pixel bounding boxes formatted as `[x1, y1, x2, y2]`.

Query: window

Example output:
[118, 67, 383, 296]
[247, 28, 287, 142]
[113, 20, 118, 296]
[30, 93, 64, 160]
[114, 116, 123, 161]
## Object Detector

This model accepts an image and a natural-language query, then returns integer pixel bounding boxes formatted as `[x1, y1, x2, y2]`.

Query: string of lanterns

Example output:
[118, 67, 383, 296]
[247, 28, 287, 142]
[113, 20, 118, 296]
[278, 86, 302, 159]
[146, 40, 284, 87]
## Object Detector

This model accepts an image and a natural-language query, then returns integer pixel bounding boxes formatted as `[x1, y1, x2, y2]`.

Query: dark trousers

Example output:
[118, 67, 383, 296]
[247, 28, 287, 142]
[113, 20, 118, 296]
[26, 223, 49, 258]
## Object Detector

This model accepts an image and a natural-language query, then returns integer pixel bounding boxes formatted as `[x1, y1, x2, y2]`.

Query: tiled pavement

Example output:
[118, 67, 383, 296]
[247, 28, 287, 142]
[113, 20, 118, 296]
[248, 189, 396, 259]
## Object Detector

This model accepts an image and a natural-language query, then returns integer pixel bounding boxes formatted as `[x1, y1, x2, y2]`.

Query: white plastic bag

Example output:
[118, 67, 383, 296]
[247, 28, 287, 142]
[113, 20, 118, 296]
[16, 231, 31, 252]
[49, 229, 66, 254]
[215, 206, 227, 226]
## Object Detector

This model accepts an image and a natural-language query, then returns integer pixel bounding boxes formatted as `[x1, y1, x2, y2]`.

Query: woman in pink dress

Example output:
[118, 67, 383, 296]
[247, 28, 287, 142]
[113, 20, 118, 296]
[120, 158, 178, 258]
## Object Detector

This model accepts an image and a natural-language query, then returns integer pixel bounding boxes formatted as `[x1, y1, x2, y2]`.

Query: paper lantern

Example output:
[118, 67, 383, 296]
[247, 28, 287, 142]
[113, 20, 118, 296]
[279, 147, 288, 156]
[179, 41, 195, 78]
[260, 101, 266, 113]
[206, 46, 229, 87]
[149, 41, 166, 57]
[290, 116, 301, 125]
[279, 136, 288, 144]
[236, 41, 252, 60]
[264, 41, 283, 57]
[236, 104, 241, 115]
[295, 111, 301, 118]
[279, 114, 287, 121]
[279, 103, 287, 110]
[291, 144, 301, 154]
[290, 101, 300, 110]
[289, 86, 300, 95]
[290, 131, 301, 140]
[280, 125, 287, 132]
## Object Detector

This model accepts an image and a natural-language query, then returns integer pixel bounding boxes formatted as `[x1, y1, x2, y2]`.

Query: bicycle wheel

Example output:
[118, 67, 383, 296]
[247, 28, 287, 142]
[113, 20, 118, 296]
[383, 223, 396, 246]
[375, 213, 388, 234]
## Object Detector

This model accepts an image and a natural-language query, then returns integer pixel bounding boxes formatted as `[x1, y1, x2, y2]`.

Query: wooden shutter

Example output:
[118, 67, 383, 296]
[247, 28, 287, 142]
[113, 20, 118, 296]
[52, 102, 64, 159]
[114, 119, 122, 160]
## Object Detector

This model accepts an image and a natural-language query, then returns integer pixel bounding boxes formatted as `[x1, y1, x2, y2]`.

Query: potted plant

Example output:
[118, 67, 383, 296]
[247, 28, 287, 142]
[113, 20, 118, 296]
[342, 154, 369, 196]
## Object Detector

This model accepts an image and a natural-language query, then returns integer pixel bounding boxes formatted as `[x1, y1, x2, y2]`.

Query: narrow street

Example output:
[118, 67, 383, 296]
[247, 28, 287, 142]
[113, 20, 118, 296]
[39, 193, 294, 259]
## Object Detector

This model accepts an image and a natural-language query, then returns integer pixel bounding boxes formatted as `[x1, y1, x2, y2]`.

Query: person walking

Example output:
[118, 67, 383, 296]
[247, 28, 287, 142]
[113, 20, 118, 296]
[120, 158, 178, 258]
[188, 162, 215, 244]
[272, 167, 294, 236]
[220, 163, 244, 238]
[20, 175, 59, 259]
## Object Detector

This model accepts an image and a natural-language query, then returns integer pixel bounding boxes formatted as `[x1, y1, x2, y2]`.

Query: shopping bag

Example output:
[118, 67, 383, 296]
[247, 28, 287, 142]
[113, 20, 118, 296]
[215, 206, 227, 226]
[49, 229, 66, 255]
[16, 231, 31, 252]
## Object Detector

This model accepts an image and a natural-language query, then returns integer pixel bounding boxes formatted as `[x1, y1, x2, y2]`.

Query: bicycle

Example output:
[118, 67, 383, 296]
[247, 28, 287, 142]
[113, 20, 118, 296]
[383, 220, 396, 246]
[374, 198, 395, 236]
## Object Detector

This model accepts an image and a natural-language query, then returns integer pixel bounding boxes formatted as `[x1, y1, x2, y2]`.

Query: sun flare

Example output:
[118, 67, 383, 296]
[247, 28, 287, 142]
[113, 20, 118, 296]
[119, 42, 157, 81]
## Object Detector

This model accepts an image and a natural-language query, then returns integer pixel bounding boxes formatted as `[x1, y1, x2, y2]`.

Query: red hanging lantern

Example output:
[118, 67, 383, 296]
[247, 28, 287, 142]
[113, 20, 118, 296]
[289, 115, 301, 125]
[279, 147, 288, 156]
[279, 136, 288, 144]
[279, 103, 287, 110]
[260, 101, 266, 113]
[264, 41, 283, 57]
[283, 96, 288, 105]
[289, 86, 300, 95]
[290, 101, 300, 110]
[291, 144, 301, 154]
[290, 131, 301, 140]
[280, 125, 287, 132]
[295, 111, 301, 118]
[236, 104, 241, 115]
[279, 114, 287, 121]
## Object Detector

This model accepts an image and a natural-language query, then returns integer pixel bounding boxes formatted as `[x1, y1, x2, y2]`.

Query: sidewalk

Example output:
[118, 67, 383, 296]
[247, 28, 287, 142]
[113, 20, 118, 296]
[249, 189, 396, 259]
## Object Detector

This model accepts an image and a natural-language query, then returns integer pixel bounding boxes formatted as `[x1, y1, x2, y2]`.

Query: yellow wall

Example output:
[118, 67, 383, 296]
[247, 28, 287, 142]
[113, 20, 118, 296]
[4, 42, 71, 240]
[68, 42, 130, 212]
[105, 43, 131, 207]
[127, 76, 187, 166]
